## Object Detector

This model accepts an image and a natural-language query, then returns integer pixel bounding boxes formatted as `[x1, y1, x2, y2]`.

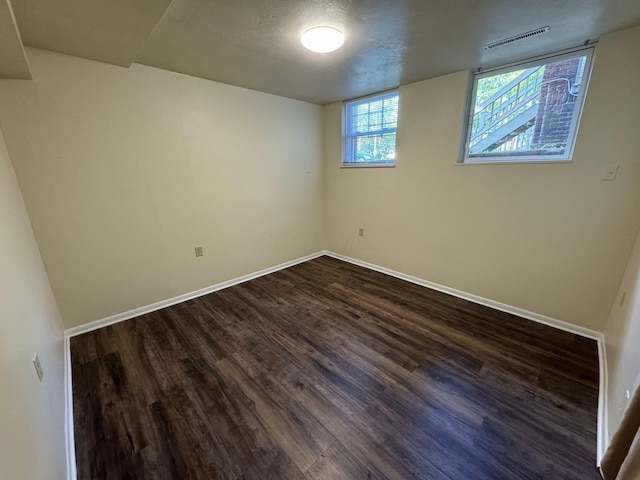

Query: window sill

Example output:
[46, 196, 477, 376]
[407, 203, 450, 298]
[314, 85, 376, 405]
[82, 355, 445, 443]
[341, 163, 396, 169]
[458, 159, 573, 166]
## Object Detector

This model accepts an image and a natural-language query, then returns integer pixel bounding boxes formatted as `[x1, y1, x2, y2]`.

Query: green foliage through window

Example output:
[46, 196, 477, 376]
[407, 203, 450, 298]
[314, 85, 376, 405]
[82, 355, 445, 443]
[463, 49, 594, 163]
[344, 91, 398, 166]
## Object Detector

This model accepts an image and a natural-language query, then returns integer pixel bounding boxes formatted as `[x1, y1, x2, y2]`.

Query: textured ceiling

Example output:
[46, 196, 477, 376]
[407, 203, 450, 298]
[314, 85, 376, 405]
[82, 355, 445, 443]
[0, 0, 30, 79]
[9, 0, 640, 103]
[11, 0, 173, 67]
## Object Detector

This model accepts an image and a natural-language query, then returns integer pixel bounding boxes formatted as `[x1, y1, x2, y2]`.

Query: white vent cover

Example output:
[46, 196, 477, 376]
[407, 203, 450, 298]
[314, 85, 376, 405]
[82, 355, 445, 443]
[484, 27, 551, 50]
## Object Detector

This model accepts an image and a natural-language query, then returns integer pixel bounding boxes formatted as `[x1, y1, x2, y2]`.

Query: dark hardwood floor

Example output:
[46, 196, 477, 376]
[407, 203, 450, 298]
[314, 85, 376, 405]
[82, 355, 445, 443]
[71, 255, 600, 479]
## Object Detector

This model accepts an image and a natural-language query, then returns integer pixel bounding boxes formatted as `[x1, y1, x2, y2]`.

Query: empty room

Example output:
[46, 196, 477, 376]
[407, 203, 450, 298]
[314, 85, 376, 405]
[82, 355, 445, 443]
[2, 0, 640, 479]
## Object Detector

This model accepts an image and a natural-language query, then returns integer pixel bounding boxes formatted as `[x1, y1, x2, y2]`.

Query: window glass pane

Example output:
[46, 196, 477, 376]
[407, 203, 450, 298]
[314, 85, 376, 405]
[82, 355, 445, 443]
[353, 133, 396, 163]
[344, 91, 398, 165]
[465, 50, 592, 162]
[351, 95, 398, 134]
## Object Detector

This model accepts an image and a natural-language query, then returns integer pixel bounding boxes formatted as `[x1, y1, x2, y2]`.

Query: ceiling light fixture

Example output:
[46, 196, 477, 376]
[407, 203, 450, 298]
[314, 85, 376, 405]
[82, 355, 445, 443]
[301, 26, 345, 53]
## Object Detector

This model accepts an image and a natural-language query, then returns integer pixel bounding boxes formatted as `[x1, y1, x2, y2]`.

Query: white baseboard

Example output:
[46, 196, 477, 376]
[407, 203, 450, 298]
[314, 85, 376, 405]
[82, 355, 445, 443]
[597, 337, 609, 468]
[324, 251, 608, 469]
[65, 251, 326, 338]
[63, 249, 608, 477]
[63, 250, 325, 480]
[325, 251, 601, 339]
[64, 334, 77, 480]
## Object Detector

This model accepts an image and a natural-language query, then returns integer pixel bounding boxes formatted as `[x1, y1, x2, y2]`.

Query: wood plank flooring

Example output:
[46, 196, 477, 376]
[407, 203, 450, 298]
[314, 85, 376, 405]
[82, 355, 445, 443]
[71, 256, 601, 479]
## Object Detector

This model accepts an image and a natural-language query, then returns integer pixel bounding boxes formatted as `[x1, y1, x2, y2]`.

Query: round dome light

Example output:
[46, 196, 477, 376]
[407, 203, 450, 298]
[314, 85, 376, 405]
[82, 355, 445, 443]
[301, 26, 345, 53]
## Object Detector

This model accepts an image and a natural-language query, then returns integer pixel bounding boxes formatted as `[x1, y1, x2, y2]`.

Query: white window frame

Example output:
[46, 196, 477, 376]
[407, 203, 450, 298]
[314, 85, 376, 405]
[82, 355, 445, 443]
[343, 90, 398, 168]
[461, 47, 595, 164]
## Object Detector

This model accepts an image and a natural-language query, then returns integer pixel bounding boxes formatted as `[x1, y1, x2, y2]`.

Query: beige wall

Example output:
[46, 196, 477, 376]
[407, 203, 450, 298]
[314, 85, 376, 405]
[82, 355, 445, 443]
[0, 128, 67, 478]
[0, 25, 638, 477]
[0, 48, 325, 329]
[603, 225, 640, 442]
[324, 26, 640, 331]
[0, 29, 637, 334]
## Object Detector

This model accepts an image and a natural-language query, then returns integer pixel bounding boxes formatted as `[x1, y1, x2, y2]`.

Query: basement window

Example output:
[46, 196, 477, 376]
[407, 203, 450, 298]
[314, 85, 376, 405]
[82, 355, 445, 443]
[343, 90, 398, 167]
[461, 48, 594, 163]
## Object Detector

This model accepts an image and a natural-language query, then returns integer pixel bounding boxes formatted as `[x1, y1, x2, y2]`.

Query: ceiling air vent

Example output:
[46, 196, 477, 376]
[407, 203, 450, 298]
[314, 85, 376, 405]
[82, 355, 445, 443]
[484, 26, 550, 50]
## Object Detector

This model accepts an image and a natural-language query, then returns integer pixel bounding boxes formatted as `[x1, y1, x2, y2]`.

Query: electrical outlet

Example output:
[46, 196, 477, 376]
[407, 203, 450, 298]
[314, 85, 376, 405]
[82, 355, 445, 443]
[358, 228, 364, 237]
[194, 245, 203, 257]
[32, 353, 44, 382]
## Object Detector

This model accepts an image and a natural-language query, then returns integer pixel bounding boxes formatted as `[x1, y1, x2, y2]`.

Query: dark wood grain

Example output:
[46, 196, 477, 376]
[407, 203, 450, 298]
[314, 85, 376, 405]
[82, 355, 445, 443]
[71, 255, 600, 479]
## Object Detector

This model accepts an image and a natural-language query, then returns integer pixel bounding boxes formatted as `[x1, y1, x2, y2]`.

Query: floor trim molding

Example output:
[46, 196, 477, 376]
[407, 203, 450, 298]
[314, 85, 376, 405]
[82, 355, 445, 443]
[325, 251, 600, 339]
[597, 337, 609, 469]
[65, 251, 326, 338]
[64, 250, 326, 480]
[63, 249, 608, 477]
[324, 251, 608, 470]
[64, 333, 77, 480]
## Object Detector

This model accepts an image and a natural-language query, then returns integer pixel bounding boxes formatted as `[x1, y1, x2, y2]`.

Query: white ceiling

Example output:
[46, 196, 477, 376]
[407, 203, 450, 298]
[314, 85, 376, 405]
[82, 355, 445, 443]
[11, 0, 173, 67]
[0, 0, 30, 79]
[7, 0, 640, 104]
